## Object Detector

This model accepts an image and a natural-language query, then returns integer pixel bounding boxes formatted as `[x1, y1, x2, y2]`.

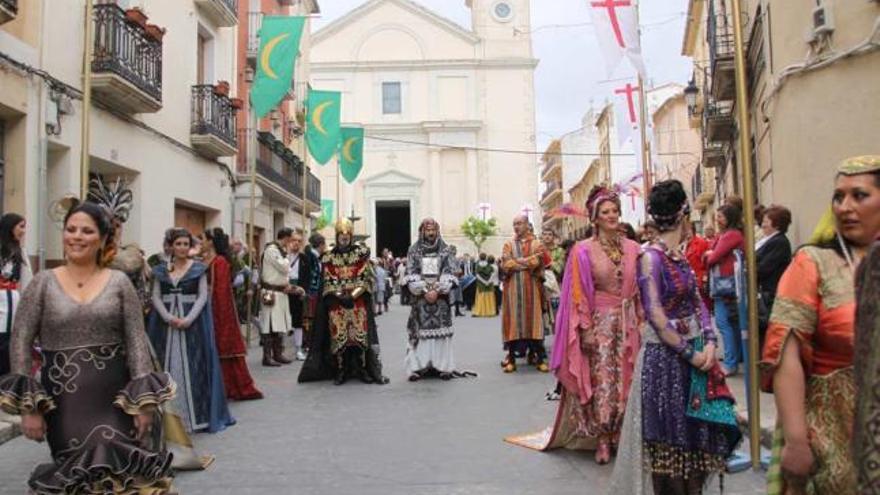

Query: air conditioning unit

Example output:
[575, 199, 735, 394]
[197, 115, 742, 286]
[812, 2, 834, 37]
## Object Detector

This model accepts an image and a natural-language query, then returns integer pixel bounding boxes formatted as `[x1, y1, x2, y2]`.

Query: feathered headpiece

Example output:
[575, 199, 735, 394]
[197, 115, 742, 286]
[87, 174, 134, 223]
[547, 173, 645, 222]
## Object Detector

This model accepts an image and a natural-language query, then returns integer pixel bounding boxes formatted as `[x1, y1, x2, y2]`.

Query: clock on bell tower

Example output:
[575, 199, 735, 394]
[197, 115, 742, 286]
[465, 0, 533, 58]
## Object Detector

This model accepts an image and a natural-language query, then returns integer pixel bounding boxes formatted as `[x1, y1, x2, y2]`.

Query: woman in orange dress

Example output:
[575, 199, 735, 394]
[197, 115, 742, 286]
[762, 156, 880, 494]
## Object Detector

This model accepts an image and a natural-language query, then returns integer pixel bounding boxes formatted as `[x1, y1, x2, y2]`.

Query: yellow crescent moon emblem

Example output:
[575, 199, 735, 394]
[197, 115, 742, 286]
[260, 33, 290, 80]
[342, 137, 359, 163]
[311, 101, 333, 136]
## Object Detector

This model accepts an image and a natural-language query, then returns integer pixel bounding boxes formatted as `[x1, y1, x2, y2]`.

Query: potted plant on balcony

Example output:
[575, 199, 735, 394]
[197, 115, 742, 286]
[214, 81, 230, 97]
[144, 23, 166, 42]
[230, 98, 244, 110]
[124, 7, 148, 28]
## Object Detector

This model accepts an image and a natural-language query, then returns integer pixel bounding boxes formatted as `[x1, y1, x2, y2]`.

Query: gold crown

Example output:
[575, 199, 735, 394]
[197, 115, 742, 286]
[335, 218, 354, 235]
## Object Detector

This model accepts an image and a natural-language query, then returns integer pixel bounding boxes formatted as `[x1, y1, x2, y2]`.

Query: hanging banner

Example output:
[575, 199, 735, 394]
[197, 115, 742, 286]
[587, 0, 645, 77]
[250, 16, 306, 118]
[321, 199, 335, 224]
[339, 127, 365, 184]
[306, 89, 342, 164]
[610, 77, 641, 147]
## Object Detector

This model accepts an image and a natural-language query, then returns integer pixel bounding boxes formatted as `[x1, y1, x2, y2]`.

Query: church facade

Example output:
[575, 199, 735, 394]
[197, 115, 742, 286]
[310, 0, 538, 256]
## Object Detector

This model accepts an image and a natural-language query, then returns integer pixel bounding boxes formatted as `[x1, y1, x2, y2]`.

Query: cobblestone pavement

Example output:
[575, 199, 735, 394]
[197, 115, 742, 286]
[0, 301, 766, 494]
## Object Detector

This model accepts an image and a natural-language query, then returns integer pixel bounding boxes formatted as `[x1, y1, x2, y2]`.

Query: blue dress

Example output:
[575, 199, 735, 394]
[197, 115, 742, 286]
[148, 261, 235, 433]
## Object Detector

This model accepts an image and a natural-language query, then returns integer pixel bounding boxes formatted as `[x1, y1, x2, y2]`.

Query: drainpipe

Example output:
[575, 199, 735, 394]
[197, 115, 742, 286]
[36, 0, 51, 271]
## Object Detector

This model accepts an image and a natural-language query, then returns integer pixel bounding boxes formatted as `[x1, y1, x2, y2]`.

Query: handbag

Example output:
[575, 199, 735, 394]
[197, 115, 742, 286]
[709, 264, 736, 298]
[685, 338, 738, 428]
[260, 289, 275, 307]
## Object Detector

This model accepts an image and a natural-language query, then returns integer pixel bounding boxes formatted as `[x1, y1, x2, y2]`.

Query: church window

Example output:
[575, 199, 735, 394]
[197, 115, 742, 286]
[382, 82, 402, 114]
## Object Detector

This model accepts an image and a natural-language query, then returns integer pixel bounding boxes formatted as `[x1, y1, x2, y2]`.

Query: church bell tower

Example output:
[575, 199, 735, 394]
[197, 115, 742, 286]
[465, 0, 533, 58]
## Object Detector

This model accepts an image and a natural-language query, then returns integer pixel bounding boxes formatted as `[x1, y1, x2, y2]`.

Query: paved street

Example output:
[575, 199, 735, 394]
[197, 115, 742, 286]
[0, 302, 766, 494]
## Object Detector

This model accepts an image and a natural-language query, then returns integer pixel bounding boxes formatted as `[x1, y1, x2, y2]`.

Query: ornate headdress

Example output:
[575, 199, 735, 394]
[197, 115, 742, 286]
[335, 218, 354, 235]
[586, 184, 621, 221]
[837, 155, 880, 176]
[87, 174, 134, 224]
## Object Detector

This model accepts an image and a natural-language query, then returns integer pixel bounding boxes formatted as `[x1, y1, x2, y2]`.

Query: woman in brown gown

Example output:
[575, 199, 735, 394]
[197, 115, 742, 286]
[0, 202, 175, 494]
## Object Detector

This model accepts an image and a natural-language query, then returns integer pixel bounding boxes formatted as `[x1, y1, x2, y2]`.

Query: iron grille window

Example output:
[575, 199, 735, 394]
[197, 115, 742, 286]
[382, 82, 402, 114]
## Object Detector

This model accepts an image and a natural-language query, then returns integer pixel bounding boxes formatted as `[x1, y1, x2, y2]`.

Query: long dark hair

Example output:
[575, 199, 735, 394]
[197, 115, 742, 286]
[204, 227, 231, 263]
[717, 204, 743, 231]
[64, 202, 113, 265]
[0, 213, 25, 265]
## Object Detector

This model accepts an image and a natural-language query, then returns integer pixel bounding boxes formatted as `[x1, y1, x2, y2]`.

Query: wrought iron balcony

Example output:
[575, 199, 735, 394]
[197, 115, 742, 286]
[707, 4, 737, 101]
[0, 0, 17, 25]
[91, 3, 162, 113]
[194, 0, 238, 27]
[191, 85, 238, 158]
[246, 12, 262, 64]
[703, 99, 735, 144]
[307, 169, 321, 206]
[236, 130, 305, 201]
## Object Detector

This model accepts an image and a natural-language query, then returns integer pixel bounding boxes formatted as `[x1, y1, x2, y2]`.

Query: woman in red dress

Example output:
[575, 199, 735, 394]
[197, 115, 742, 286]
[203, 228, 263, 401]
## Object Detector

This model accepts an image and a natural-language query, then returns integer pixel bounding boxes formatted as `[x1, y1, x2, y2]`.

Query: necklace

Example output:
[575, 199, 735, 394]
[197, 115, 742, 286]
[67, 266, 100, 289]
[597, 234, 624, 282]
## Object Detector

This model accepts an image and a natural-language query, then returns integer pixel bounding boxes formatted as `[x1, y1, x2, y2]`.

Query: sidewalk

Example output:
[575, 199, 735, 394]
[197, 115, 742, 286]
[727, 374, 776, 449]
[0, 412, 21, 447]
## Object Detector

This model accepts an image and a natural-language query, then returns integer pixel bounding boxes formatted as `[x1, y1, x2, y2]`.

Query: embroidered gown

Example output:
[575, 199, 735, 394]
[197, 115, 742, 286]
[505, 238, 641, 450]
[207, 256, 262, 401]
[0, 270, 175, 494]
[608, 245, 740, 494]
[762, 246, 857, 494]
[148, 262, 234, 433]
[856, 241, 880, 493]
[500, 233, 548, 356]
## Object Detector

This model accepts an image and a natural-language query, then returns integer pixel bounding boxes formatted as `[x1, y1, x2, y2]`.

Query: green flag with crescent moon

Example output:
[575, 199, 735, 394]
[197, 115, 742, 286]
[250, 16, 305, 119]
[339, 127, 364, 183]
[306, 90, 342, 164]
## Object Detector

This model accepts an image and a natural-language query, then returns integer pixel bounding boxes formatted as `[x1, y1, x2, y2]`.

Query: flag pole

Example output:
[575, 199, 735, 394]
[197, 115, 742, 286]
[635, 1, 652, 212]
[335, 149, 341, 220]
[731, 0, 762, 469]
[80, 0, 94, 199]
[245, 105, 257, 348]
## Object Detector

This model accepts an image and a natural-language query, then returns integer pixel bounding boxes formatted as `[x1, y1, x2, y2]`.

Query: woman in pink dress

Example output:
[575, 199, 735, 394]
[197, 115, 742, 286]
[506, 185, 641, 464]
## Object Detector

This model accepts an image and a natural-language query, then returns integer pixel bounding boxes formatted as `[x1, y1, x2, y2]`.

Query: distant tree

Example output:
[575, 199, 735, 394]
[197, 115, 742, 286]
[460, 216, 498, 253]
[314, 215, 329, 231]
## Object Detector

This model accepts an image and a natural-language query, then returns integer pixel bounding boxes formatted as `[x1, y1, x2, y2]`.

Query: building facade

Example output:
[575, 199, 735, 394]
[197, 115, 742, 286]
[1, 0, 242, 264]
[309, 0, 539, 256]
[683, 0, 880, 244]
[235, 0, 321, 252]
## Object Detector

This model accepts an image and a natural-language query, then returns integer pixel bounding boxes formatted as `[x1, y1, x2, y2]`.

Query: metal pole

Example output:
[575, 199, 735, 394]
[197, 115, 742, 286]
[635, 2, 652, 212]
[80, 0, 94, 199]
[246, 107, 257, 347]
[730, 0, 761, 469]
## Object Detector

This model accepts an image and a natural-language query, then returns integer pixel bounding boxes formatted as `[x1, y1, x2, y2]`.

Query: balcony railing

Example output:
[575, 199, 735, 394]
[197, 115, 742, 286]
[707, 2, 743, 101]
[92, 3, 162, 112]
[0, 0, 17, 25]
[194, 0, 238, 27]
[704, 99, 734, 144]
[190, 85, 237, 158]
[307, 170, 321, 205]
[246, 12, 262, 62]
[541, 181, 562, 201]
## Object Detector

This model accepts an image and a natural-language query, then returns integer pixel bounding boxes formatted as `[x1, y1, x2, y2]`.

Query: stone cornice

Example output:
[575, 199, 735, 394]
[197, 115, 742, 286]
[311, 58, 540, 72]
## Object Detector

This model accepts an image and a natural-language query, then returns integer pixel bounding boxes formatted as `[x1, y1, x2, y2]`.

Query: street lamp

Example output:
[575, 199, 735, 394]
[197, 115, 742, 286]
[684, 78, 699, 114]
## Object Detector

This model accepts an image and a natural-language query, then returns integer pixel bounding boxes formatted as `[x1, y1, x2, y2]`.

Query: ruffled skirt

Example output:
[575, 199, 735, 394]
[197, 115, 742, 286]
[35, 344, 173, 494]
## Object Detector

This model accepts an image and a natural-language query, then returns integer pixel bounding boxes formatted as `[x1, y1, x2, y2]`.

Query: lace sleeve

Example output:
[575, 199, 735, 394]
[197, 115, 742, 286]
[637, 250, 688, 354]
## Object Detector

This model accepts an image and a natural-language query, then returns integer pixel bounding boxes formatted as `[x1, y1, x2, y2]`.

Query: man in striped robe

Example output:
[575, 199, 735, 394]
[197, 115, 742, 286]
[500, 215, 550, 373]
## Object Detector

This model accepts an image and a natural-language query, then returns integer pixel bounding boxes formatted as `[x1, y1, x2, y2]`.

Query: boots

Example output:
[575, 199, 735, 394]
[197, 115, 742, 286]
[262, 337, 280, 367]
[272, 333, 293, 365]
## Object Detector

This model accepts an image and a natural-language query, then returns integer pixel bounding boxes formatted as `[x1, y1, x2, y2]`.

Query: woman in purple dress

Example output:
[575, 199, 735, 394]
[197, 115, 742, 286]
[608, 180, 740, 495]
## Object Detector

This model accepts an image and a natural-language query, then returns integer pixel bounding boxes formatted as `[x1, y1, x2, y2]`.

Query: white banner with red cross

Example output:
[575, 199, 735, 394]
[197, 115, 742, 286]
[587, 0, 645, 77]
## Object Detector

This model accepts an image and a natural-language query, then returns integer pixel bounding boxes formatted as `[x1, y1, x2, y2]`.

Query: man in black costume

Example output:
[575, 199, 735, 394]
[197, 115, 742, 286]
[298, 219, 388, 385]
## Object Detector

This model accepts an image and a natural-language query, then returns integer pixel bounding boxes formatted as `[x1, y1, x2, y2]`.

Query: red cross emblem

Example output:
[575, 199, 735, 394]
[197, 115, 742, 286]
[614, 82, 640, 125]
[590, 0, 632, 48]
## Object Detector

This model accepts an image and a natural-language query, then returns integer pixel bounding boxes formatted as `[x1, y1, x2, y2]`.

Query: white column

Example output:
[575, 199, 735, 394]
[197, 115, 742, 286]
[430, 148, 443, 226]
[465, 148, 478, 212]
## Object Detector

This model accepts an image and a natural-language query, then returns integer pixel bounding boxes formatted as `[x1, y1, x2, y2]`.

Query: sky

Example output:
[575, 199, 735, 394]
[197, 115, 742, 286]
[310, 0, 693, 151]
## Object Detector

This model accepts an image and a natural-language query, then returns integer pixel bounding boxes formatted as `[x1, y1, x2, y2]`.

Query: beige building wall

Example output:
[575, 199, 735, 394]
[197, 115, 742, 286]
[0, 1, 244, 264]
[309, 0, 537, 256]
[684, 0, 880, 244]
